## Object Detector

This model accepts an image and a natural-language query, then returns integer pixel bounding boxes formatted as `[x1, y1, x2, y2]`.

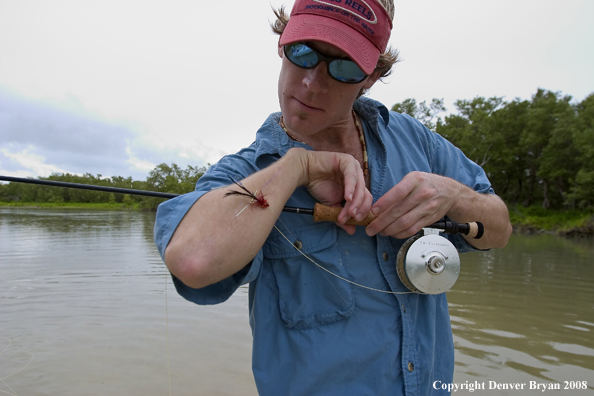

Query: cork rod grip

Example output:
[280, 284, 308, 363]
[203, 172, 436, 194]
[312, 203, 377, 226]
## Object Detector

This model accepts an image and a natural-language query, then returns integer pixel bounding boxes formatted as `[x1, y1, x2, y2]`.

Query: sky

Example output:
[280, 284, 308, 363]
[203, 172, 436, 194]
[1, 0, 593, 181]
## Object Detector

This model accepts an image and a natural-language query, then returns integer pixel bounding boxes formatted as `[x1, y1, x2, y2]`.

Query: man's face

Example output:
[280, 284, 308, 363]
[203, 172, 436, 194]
[278, 41, 379, 136]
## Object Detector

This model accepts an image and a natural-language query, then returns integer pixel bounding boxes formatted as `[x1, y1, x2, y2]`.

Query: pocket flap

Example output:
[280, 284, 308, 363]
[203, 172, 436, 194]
[264, 222, 337, 259]
[263, 222, 355, 330]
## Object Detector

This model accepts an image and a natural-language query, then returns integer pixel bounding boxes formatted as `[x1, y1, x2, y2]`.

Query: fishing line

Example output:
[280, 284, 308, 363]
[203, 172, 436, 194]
[231, 189, 407, 366]
[273, 219, 413, 295]
[0, 337, 35, 396]
[274, 218, 407, 370]
[165, 271, 172, 396]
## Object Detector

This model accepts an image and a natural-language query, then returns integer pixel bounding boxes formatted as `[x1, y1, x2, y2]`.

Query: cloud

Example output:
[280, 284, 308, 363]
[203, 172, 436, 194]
[0, 90, 158, 179]
[127, 134, 223, 168]
[0, 89, 219, 180]
[1, 89, 131, 155]
[1, 0, 592, 184]
[125, 146, 157, 173]
[0, 147, 69, 177]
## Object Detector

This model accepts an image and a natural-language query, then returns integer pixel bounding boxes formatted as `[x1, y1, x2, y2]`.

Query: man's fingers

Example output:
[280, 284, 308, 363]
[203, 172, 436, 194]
[304, 151, 371, 223]
[377, 209, 432, 239]
[371, 174, 417, 214]
[356, 189, 374, 222]
[366, 194, 415, 237]
[337, 154, 369, 218]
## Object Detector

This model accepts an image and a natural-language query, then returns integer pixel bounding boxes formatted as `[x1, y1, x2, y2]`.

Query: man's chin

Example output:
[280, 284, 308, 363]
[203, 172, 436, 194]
[297, 110, 309, 121]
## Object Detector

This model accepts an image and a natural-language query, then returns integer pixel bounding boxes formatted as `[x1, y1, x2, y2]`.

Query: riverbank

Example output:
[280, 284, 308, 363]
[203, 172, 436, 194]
[2, 202, 593, 237]
[508, 205, 594, 237]
[0, 201, 140, 210]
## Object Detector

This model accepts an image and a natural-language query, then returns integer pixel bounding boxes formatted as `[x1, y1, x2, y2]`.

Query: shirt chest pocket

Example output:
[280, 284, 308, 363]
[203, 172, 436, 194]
[263, 223, 355, 330]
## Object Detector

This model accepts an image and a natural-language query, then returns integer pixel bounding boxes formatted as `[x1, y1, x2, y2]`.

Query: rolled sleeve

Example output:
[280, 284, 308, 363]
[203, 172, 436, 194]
[153, 152, 266, 305]
[170, 249, 263, 305]
[153, 190, 205, 260]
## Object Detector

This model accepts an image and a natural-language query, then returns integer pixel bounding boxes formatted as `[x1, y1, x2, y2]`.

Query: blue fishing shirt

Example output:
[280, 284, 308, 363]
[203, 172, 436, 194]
[154, 97, 493, 396]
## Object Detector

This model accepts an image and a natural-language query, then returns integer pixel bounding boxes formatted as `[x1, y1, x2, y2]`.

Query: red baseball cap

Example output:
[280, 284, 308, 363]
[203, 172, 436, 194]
[279, 0, 393, 75]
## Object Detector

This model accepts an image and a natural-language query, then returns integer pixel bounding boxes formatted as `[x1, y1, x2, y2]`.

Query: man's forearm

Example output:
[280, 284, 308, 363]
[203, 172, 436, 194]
[164, 151, 305, 289]
[447, 183, 512, 250]
[163, 148, 373, 289]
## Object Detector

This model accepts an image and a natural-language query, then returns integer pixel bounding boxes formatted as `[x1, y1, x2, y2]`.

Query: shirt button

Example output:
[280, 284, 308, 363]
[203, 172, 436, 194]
[407, 362, 414, 372]
[294, 240, 303, 250]
[382, 252, 389, 261]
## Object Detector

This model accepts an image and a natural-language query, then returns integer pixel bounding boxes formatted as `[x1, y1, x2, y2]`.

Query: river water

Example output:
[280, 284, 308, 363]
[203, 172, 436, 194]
[1, 207, 593, 396]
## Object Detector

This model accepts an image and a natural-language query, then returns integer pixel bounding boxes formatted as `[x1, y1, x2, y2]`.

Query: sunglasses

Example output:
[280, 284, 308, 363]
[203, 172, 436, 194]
[283, 42, 368, 84]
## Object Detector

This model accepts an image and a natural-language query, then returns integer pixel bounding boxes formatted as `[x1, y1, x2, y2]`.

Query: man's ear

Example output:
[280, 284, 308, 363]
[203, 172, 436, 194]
[363, 70, 381, 90]
[278, 39, 283, 58]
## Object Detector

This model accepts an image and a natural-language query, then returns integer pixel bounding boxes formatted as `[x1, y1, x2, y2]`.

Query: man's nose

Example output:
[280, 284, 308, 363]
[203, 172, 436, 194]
[303, 63, 330, 93]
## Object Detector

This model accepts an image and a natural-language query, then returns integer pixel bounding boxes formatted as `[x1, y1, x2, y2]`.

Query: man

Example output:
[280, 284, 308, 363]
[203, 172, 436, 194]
[154, 0, 512, 394]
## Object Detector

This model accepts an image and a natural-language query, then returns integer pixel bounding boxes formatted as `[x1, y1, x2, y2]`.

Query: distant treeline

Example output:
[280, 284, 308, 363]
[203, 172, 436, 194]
[1, 88, 593, 212]
[0, 164, 207, 211]
[394, 89, 594, 210]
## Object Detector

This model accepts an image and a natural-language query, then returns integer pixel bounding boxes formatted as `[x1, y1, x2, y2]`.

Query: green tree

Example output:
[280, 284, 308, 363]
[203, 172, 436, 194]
[485, 99, 530, 205]
[391, 98, 446, 131]
[536, 95, 579, 208]
[436, 96, 504, 168]
[569, 93, 594, 207]
[520, 89, 576, 208]
[0, 162, 208, 208]
[141, 163, 208, 210]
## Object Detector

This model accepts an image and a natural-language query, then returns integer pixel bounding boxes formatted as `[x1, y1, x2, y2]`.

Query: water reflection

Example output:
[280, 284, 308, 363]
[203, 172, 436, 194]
[0, 207, 157, 248]
[449, 234, 594, 388]
[1, 208, 593, 395]
[0, 207, 256, 396]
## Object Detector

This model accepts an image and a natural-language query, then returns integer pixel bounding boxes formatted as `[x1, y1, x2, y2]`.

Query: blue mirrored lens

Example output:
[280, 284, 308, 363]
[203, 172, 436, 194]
[329, 60, 367, 83]
[288, 44, 319, 68]
[285, 43, 367, 84]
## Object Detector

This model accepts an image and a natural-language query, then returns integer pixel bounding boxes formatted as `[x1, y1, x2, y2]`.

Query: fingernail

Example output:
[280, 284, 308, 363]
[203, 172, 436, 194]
[372, 206, 380, 215]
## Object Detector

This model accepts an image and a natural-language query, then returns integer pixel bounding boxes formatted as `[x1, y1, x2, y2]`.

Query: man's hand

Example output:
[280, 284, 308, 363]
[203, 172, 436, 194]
[293, 148, 373, 232]
[365, 171, 457, 239]
[364, 171, 512, 249]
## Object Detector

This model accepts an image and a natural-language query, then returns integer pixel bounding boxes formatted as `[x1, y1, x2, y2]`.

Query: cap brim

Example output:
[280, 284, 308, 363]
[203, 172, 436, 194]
[279, 14, 379, 75]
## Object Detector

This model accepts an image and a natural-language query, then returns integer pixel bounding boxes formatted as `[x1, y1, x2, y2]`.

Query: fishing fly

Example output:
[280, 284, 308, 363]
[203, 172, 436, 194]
[224, 175, 269, 216]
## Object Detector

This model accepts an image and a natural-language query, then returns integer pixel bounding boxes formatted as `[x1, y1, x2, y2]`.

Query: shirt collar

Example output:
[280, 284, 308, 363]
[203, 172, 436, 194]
[254, 97, 389, 160]
[353, 96, 390, 128]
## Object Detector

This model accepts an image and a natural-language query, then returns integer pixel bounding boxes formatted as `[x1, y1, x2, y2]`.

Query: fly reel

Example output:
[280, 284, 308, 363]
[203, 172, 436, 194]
[395, 221, 484, 295]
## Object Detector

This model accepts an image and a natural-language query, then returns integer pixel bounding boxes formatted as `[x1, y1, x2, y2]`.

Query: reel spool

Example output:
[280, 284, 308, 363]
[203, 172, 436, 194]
[396, 228, 460, 294]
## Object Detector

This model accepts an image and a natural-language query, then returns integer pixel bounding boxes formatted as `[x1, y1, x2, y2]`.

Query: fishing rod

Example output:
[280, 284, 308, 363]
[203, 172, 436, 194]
[0, 175, 483, 238]
[1, 174, 484, 294]
[0, 175, 179, 199]
[1, 175, 483, 237]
